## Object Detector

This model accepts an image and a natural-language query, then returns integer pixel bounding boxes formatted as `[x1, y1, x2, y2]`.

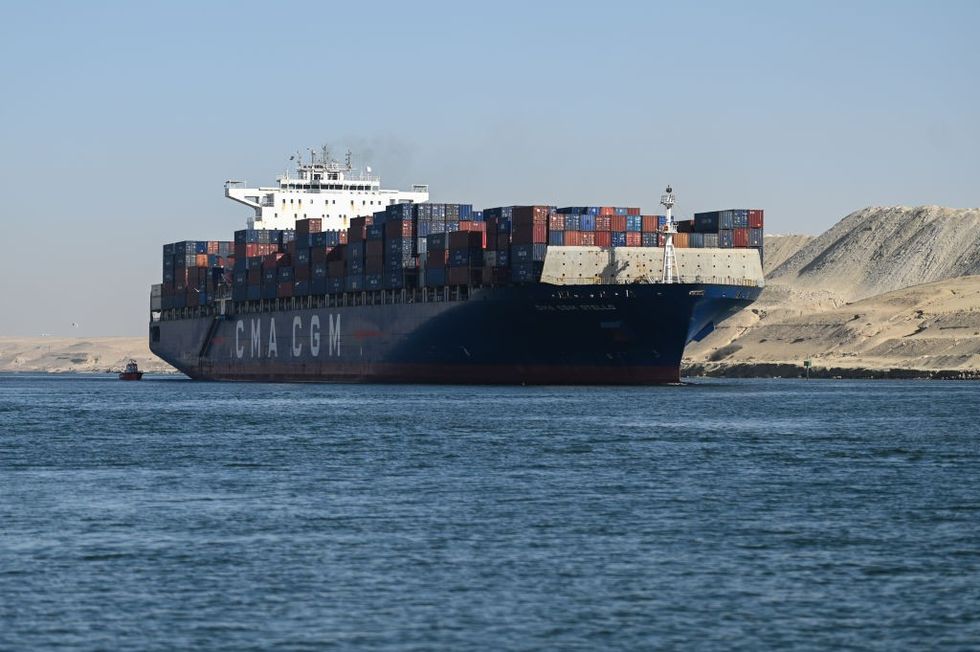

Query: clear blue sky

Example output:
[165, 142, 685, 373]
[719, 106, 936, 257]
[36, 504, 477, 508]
[1, 0, 977, 336]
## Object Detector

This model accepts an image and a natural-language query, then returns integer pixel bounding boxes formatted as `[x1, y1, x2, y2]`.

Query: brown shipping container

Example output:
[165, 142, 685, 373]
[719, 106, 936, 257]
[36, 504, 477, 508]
[349, 216, 372, 242]
[263, 253, 288, 269]
[448, 266, 482, 286]
[641, 215, 659, 232]
[512, 205, 550, 224]
[448, 230, 483, 250]
[595, 231, 612, 247]
[748, 210, 764, 229]
[328, 260, 346, 278]
[549, 214, 566, 231]
[426, 250, 449, 267]
[599, 207, 615, 216]
[625, 232, 642, 247]
[565, 231, 582, 246]
[674, 233, 690, 248]
[385, 218, 414, 239]
[610, 215, 627, 232]
[580, 232, 596, 246]
[295, 265, 310, 282]
[277, 282, 294, 298]
[195, 254, 208, 267]
[733, 228, 750, 247]
[595, 216, 611, 231]
[366, 240, 384, 259]
[626, 207, 641, 216]
[248, 269, 262, 285]
[296, 218, 322, 235]
[512, 222, 547, 245]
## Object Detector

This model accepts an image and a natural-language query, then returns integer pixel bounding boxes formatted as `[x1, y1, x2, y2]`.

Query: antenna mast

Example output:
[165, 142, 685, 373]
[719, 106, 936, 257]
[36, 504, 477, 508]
[661, 185, 677, 284]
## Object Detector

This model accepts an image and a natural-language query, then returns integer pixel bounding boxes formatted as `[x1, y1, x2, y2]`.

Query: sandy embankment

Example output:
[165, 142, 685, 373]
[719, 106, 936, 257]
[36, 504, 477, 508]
[684, 206, 980, 377]
[0, 337, 176, 374]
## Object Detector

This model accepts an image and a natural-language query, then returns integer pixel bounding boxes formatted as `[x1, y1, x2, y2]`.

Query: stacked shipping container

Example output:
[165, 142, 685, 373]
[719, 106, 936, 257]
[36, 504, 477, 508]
[156, 203, 764, 309]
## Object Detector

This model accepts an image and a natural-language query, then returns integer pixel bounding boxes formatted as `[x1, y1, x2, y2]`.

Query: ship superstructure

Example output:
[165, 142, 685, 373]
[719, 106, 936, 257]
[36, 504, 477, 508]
[225, 147, 429, 231]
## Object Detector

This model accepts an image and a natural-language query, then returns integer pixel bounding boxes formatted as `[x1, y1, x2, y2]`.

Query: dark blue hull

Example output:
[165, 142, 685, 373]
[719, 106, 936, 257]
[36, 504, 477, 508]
[149, 283, 759, 384]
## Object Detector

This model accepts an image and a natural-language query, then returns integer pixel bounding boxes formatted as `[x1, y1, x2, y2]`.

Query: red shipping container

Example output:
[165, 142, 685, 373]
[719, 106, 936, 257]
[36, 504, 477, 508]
[580, 232, 597, 246]
[748, 210, 764, 229]
[595, 216, 611, 231]
[549, 214, 566, 231]
[295, 265, 310, 282]
[565, 231, 582, 246]
[626, 207, 641, 216]
[195, 254, 208, 267]
[625, 232, 642, 247]
[248, 269, 262, 284]
[277, 282, 294, 298]
[641, 215, 660, 232]
[610, 215, 627, 231]
[458, 220, 486, 232]
[595, 231, 612, 247]
[456, 223, 487, 249]
[512, 222, 547, 244]
[733, 228, 750, 247]
[599, 207, 615, 216]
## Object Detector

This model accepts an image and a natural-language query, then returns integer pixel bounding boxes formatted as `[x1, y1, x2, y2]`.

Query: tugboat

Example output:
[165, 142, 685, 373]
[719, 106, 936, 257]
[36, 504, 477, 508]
[118, 360, 144, 381]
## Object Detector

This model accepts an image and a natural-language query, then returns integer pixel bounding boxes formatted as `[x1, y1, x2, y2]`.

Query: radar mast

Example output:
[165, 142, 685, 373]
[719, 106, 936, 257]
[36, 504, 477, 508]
[660, 185, 677, 283]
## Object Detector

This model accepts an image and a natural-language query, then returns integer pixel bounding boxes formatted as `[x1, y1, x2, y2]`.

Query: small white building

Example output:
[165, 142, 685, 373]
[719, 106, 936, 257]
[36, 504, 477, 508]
[225, 149, 429, 231]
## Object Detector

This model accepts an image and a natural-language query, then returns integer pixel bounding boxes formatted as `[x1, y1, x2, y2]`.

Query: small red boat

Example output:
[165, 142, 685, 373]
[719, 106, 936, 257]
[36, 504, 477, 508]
[119, 360, 144, 381]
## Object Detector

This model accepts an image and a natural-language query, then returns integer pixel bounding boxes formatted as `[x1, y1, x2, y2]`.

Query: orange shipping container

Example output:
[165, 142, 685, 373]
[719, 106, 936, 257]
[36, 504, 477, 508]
[673, 233, 690, 248]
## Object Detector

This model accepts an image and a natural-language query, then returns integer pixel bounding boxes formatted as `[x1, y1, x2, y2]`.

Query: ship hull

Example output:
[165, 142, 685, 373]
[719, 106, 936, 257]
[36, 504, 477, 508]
[149, 283, 759, 384]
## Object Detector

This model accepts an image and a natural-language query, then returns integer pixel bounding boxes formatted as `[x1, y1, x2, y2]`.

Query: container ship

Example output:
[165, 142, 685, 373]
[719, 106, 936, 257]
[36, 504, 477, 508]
[149, 151, 764, 383]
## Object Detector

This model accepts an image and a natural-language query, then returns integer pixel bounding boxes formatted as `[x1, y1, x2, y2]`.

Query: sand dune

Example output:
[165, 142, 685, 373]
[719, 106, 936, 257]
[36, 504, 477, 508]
[768, 206, 980, 302]
[686, 207, 980, 376]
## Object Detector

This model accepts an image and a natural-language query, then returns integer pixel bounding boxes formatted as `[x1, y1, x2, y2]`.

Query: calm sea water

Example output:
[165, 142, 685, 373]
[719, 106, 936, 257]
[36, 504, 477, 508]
[1, 374, 979, 650]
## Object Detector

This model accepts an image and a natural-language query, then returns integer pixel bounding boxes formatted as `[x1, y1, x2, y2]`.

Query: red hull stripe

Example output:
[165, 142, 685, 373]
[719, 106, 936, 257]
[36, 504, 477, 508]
[192, 362, 680, 385]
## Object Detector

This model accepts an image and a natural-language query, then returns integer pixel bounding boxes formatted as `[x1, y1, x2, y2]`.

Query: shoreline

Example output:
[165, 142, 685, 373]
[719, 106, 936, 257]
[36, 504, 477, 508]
[682, 362, 980, 380]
